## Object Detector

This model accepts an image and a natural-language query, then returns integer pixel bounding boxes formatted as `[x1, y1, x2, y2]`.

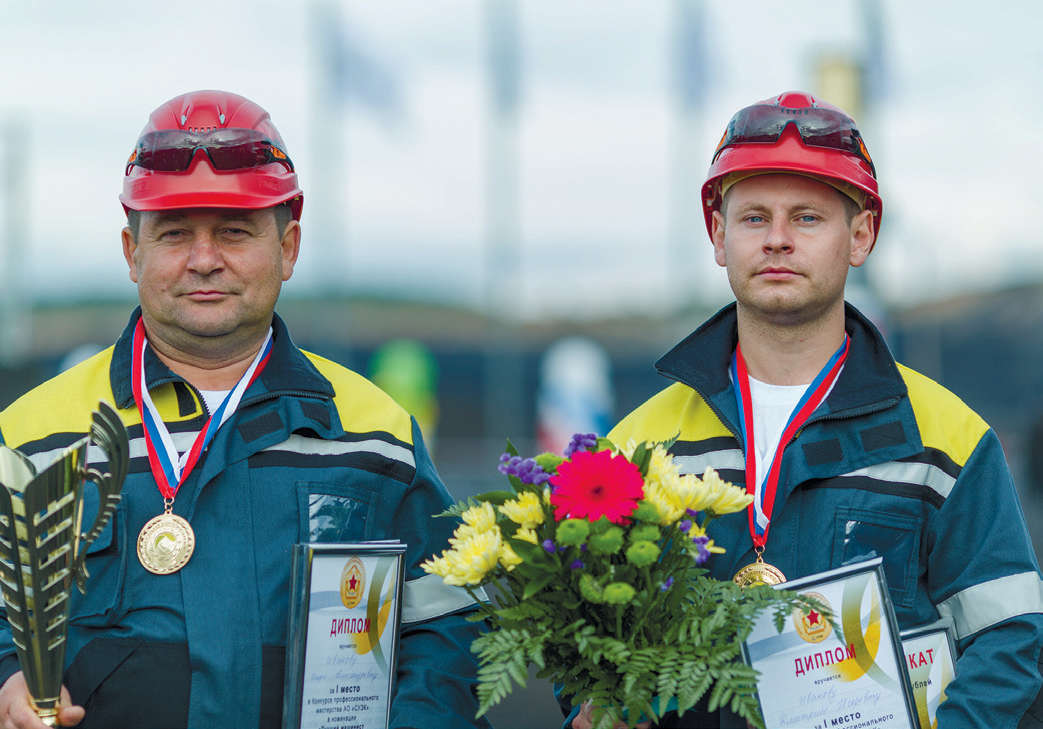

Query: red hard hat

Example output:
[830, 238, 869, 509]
[701, 91, 881, 239]
[120, 90, 303, 220]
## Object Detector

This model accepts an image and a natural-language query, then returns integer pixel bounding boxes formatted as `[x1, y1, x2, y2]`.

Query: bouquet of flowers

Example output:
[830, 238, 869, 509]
[423, 434, 814, 728]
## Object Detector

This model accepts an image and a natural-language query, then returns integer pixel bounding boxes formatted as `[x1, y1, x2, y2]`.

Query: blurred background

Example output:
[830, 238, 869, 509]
[2, 1, 1042, 726]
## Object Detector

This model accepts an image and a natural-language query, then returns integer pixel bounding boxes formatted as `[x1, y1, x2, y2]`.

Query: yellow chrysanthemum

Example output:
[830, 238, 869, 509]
[641, 482, 677, 525]
[499, 491, 544, 528]
[639, 444, 712, 524]
[422, 529, 502, 586]
[499, 541, 523, 571]
[514, 526, 539, 544]
[450, 501, 499, 545]
[700, 467, 753, 515]
[461, 501, 497, 532]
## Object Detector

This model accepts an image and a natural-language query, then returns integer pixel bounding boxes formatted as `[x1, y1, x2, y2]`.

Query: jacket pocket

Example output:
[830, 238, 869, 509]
[66, 637, 189, 729]
[296, 482, 377, 543]
[832, 507, 920, 609]
[69, 485, 126, 626]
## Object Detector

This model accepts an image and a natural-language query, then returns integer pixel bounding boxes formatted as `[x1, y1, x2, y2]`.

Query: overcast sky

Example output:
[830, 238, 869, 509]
[1, 0, 1040, 319]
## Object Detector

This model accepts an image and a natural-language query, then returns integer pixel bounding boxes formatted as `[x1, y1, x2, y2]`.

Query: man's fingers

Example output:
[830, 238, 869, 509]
[56, 686, 84, 727]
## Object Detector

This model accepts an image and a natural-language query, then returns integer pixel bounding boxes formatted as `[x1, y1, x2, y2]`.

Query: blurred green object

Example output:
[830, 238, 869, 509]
[368, 339, 439, 448]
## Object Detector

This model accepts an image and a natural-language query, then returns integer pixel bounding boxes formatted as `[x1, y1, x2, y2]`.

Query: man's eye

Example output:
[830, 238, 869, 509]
[798, 214, 819, 223]
[744, 215, 765, 224]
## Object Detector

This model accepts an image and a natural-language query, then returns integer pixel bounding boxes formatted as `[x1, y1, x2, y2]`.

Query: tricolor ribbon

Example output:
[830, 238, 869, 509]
[730, 335, 849, 549]
[131, 318, 273, 501]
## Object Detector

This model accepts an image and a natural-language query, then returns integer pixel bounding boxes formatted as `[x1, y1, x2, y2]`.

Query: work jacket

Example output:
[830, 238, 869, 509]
[0, 310, 487, 729]
[608, 303, 1043, 729]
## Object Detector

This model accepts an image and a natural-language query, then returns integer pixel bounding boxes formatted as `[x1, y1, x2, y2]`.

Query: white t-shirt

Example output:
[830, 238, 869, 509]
[747, 376, 807, 490]
[745, 369, 843, 490]
[199, 389, 232, 417]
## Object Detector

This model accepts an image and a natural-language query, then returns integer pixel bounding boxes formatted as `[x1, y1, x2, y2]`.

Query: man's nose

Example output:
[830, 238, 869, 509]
[763, 218, 794, 254]
[186, 232, 223, 274]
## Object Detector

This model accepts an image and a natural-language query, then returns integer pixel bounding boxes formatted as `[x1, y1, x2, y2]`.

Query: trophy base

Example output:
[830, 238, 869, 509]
[29, 697, 60, 727]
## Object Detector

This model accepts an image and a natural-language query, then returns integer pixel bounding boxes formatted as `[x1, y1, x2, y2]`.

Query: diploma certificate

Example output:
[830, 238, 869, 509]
[900, 619, 957, 729]
[282, 542, 406, 729]
[742, 557, 918, 729]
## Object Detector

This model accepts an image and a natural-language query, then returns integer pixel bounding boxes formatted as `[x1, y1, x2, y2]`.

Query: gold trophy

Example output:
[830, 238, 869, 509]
[0, 403, 128, 726]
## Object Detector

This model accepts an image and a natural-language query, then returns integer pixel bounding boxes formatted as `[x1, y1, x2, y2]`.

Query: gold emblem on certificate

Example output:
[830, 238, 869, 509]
[137, 512, 196, 574]
[733, 555, 786, 586]
[340, 556, 366, 609]
[792, 591, 832, 643]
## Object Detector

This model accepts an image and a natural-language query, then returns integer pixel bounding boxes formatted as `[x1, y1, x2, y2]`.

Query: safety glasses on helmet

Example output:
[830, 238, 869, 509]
[712, 104, 876, 178]
[126, 128, 294, 175]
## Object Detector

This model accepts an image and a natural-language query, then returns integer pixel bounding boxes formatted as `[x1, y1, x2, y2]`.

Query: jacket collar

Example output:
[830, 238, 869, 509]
[655, 301, 908, 434]
[110, 307, 335, 409]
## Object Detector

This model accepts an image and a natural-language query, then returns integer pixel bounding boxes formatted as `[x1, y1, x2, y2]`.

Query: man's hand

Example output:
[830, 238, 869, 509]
[572, 701, 652, 729]
[0, 672, 84, 728]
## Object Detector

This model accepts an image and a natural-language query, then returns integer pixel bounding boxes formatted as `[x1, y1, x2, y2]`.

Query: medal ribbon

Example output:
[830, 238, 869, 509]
[730, 335, 849, 550]
[131, 318, 273, 501]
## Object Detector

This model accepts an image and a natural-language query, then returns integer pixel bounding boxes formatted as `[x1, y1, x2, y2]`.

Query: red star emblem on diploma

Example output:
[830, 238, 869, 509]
[349, 574, 359, 591]
[806, 609, 820, 625]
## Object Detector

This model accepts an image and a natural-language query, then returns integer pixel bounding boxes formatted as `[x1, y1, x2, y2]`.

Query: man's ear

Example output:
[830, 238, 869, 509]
[279, 219, 302, 281]
[710, 210, 727, 268]
[122, 227, 139, 283]
[849, 210, 876, 267]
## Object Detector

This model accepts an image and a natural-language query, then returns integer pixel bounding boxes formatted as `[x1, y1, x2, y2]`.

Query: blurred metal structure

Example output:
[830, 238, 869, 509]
[482, 0, 528, 458]
[1, 119, 30, 365]
[669, 0, 708, 315]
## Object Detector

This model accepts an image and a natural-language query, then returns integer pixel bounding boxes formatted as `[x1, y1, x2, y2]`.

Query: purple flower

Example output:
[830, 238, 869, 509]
[570, 559, 584, 570]
[692, 535, 711, 565]
[542, 539, 556, 554]
[678, 519, 692, 533]
[564, 433, 599, 458]
[498, 454, 552, 485]
[660, 576, 675, 592]
[686, 508, 699, 518]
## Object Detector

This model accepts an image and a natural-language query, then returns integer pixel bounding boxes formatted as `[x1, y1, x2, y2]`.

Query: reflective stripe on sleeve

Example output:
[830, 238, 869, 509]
[936, 571, 1043, 639]
[674, 448, 744, 477]
[839, 461, 956, 501]
[402, 573, 487, 624]
[264, 434, 416, 469]
[30, 433, 418, 472]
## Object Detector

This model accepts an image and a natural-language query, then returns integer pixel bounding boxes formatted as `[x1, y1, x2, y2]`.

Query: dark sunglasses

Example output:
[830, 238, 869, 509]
[712, 104, 876, 178]
[126, 128, 294, 175]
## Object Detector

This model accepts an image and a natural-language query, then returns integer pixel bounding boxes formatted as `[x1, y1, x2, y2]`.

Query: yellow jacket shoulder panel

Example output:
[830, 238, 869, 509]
[302, 351, 414, 445]
[0, 347, 127, 448]
[609, 382, 731, 445]
[897, 362, 988, 468]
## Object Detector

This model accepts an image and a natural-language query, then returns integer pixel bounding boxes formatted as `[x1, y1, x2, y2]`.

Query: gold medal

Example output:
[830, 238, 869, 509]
[137, 512, 195, 575]
[733, 551, 786, 587]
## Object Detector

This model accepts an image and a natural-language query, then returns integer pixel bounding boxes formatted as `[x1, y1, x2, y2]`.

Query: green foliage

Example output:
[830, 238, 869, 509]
[629, 524, 661, 543]
[433, 497, 479, 519]
[534, 452, 566, 472]
[556, 518, 590, 546]
[588, 526, 624, 554]
[602, 582, 636, 605]
[630, 501, 661, 523]
[624, 540, 660, 568]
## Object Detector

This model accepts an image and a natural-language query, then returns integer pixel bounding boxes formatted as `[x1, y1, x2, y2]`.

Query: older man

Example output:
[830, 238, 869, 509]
[0, 90, 487, 729]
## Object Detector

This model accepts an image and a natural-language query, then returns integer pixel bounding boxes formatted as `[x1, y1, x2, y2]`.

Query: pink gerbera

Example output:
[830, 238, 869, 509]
[549, 449, 645, 524]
